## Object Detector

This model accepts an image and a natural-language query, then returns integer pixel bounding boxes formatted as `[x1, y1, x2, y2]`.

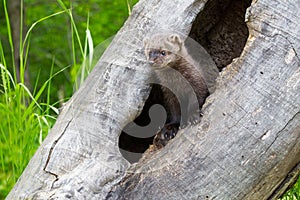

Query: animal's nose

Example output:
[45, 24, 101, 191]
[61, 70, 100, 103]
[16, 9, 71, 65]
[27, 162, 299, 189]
[149, 50, 159, 60]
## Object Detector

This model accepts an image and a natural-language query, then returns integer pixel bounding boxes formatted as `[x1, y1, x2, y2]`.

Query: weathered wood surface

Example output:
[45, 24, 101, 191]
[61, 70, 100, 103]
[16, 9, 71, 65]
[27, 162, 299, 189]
[7, 0, 300, 199]
[6, 0, 207, 199]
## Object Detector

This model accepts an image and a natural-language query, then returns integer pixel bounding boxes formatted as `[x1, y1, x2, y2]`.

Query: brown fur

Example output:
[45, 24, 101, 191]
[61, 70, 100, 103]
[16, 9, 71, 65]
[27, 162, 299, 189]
[144, 33, 209, 148]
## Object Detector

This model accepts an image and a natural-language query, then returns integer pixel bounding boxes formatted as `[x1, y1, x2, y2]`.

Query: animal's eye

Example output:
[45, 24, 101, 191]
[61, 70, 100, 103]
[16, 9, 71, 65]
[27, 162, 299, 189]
[161, 51, 166, 56]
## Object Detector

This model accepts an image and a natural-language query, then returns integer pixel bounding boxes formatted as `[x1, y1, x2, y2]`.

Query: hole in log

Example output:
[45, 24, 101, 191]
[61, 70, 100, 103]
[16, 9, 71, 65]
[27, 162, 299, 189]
[119, 0, 251, 163]
[119, 85, 165, 163]
[189, 0, 251, 70]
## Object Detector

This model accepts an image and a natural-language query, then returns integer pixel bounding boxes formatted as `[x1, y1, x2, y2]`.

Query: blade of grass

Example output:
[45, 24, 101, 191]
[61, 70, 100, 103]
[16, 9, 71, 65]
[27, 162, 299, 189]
[18, 83, 42, 110]
[126, 0, 132, 15]
[56, 0, 84, 57]
[80, 13, 93, 85]
[85, 12, 93, 69]
[35, 66, 70, 103]
[32, 68, 41, 97]
[0, 64, 16, 89]
[46, 58, 55, 116]
[20, 11, 66, 84]
[2, 0, 16, 81]
[19, 0, 24, 84]
[0, 42, 12, 103]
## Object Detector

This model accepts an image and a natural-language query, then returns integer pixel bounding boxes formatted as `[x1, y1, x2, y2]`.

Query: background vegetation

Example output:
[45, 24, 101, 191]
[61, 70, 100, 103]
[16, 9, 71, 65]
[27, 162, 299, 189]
[0, 0, 298, 199]
[0, 0, 137, 198]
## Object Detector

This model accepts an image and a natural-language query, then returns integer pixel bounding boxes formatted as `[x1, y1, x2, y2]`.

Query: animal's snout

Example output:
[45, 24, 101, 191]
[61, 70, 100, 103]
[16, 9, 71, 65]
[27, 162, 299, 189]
[149, 50, 160, 61]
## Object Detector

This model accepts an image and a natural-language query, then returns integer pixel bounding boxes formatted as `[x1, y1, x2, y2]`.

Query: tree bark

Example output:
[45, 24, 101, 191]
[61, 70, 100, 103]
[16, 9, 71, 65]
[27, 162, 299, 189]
[7, 0, 300, 199]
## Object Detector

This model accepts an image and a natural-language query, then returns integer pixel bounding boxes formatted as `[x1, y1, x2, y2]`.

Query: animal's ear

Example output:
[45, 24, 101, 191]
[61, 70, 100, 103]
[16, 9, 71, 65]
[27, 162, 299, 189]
[143, 37, 150, 59]
[143, 37, 149, 47]
[168, 34, 182, 46]
[168, 34, 183, 52]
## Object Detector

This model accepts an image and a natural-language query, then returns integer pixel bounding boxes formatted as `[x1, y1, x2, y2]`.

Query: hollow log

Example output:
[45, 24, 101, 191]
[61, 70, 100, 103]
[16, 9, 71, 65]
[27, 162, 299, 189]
[7, 0, 300, 199]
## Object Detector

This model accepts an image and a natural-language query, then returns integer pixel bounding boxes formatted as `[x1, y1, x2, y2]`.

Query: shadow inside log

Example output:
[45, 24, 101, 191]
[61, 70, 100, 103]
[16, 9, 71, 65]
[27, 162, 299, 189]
[119, 0, 252, 163]
[119, 84, 164, 163]
[190, 0, 251, 70]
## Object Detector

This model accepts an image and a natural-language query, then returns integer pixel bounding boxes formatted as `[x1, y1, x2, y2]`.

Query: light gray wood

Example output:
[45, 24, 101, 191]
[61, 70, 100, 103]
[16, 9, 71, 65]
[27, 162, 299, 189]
[6, 0, 300, 199]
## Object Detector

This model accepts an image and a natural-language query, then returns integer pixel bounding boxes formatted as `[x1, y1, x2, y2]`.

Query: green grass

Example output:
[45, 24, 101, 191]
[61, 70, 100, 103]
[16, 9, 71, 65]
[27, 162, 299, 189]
[0, 71, 57, 197]
[280, 177, 300, 200]
[0, 0, 92, 198]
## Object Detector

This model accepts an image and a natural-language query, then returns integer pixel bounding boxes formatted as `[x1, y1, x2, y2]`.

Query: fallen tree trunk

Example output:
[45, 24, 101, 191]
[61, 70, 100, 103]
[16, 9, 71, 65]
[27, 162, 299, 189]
[7, 0, 300, 199]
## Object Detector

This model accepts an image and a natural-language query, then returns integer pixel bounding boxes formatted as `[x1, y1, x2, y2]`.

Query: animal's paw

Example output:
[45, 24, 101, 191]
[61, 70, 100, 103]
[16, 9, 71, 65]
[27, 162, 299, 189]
[153, 123, 179, 148]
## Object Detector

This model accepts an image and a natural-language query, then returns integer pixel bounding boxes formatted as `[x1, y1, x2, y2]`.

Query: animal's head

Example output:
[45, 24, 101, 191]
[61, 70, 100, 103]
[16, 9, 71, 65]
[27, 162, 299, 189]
[143, 33, 183, 69]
